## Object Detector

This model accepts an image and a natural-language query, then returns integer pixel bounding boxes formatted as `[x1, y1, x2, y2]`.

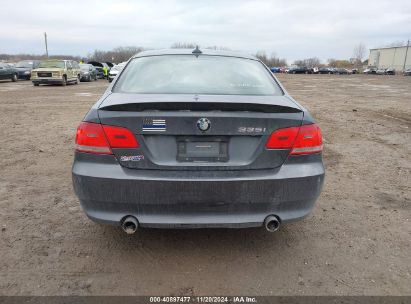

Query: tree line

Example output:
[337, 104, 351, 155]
[0, 53, 81, 62]
[1, 42, 368, 68]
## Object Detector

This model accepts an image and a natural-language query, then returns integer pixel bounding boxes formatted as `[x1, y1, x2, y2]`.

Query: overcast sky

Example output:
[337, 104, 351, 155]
[1, 0, 410, 63]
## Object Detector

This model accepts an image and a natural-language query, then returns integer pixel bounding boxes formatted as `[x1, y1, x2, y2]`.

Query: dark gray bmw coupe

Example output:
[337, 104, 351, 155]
[72, 48, 324, 234]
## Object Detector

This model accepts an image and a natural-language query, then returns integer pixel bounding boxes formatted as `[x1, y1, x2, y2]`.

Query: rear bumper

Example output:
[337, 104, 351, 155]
[72, 153, 325, 228]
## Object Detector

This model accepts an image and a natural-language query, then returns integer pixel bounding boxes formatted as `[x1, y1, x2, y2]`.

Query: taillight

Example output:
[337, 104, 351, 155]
[102, 125, 139, 148]
[75, 122, 112, 154]
[265, 126, 300, 149]
[290, 124, 322, 155]
[266, 124, 323, 155]
[75, 122, 138, 154]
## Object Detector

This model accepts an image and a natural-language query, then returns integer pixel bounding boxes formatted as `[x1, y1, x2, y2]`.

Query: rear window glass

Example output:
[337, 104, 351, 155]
[39, 61, 65, 69]
[113, 55, 282, 95]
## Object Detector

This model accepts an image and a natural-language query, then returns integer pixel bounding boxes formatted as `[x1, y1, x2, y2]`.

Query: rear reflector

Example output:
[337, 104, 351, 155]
[266, 124, 323, 155]
[75, 122, 138, 154]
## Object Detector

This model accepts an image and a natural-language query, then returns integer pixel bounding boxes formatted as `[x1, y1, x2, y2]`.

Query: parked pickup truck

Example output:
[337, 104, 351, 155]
[31, 60, 81, 86]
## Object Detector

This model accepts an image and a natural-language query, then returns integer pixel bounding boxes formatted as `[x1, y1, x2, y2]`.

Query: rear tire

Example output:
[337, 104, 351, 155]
[33, 83, 39, 86]
[11, 74, 17, 82]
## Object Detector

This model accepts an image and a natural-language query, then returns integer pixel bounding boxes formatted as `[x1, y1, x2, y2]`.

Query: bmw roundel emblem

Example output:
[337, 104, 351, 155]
[197, 118, 211, 132]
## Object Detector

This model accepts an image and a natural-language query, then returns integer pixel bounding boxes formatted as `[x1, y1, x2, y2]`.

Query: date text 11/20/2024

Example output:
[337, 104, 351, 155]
[149, 296, 257, 303]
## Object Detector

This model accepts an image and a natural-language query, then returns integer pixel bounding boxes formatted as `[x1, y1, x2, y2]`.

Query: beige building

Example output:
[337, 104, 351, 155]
[368, 45, 410, 71]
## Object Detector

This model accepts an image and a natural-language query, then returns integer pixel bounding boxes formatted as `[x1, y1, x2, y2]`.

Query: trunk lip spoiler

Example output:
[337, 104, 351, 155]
[98, 93, 303, 112]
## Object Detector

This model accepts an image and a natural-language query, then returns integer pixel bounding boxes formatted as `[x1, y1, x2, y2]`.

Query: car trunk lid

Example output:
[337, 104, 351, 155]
[97, 93, 303, 170]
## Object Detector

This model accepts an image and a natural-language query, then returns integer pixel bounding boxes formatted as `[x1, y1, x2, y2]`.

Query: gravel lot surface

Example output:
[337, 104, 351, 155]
[0, 74, 410, 295]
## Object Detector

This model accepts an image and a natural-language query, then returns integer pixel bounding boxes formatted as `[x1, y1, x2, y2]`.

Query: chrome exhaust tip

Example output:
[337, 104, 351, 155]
[264, 215, 280, 232]
[121, 216, 139, 234]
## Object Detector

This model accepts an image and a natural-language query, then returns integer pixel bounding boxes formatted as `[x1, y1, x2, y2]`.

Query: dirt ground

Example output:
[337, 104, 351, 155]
[0, 74, 410, 296]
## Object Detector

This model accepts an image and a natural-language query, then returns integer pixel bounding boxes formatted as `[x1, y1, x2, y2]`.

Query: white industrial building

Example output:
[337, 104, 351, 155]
[368, 45, 410, 71]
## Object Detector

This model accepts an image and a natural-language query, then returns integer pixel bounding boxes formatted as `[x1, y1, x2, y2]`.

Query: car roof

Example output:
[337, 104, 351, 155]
[132, 49, 258, 60]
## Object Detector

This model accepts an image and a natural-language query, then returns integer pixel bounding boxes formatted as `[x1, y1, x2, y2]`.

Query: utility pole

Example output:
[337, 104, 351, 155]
[44, 32, 49, 58]
[403, 39, 409, 72]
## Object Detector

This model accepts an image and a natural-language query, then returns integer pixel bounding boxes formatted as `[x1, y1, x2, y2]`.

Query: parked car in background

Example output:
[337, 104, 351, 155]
[270, 67, 281, 73]
[288, 66, 313, 74]
[350, 68, 358, 74]
[364, 67, 377, 74]
[72, 49, 324, 234]
[31, 60, 81, 86]
[403, 68, 411, 76]
[0, 62, 18, 82]
[318, 67, 333, 74]
[385, 68, 396, 75]
[334, 68, 349, 75]
[108, 62, 127, 82]
[376, 68, 387, 75]
[14, 60, 41, 80]
[88, 61, 106, 79]
[79, 64, 98, 82]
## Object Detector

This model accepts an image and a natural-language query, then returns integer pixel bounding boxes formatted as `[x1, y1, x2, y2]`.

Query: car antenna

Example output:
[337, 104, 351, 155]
[192, 46, 202, 57]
